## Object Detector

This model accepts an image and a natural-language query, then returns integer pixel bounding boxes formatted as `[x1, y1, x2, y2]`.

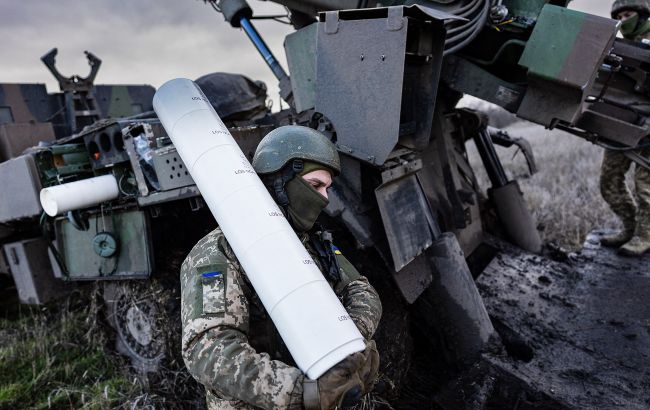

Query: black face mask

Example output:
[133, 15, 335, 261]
[285, 176, 329, 232]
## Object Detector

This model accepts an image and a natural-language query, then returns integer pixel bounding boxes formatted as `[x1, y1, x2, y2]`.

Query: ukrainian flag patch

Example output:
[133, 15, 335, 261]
[197, 263, 227, 282]
[332, 245, 342, 255]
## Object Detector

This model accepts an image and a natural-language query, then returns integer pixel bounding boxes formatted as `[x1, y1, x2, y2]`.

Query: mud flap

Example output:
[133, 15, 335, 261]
[489, 181, 542, 253]
[376, 169, 437, 302]
[375, 172, 435, 272]
[417, 232, 495, 366]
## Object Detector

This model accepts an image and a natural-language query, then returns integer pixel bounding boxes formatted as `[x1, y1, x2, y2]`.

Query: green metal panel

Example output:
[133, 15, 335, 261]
[106, 86, 134, 118]
[284, 24, 317, 113]
[55, 208, 152, 279]
[519, 6, 586, 83]
[516, 5, 618, 125]
[502, 0, 570, 20]
[94, 85, 155, 119]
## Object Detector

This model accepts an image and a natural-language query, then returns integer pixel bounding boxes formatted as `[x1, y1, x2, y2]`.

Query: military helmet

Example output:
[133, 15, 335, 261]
[612, 0, 650, 18]
[252, 125, 340, 175]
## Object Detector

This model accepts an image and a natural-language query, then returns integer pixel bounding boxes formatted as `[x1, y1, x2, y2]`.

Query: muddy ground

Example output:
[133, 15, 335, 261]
[433, 232, 650, 409]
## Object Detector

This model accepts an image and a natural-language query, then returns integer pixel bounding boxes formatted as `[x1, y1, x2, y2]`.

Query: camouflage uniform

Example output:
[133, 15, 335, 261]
[180, 227, 382, 409]
[600, 150, 650, 237]
[599, 13, 650, 254]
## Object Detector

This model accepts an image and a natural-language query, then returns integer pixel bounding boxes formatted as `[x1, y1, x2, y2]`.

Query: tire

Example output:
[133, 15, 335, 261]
[102, 280, 176, 373]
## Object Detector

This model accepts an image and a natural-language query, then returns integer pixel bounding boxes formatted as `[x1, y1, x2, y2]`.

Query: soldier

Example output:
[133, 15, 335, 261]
[599, 0, 650, 255]
[180, 125, 382, 409]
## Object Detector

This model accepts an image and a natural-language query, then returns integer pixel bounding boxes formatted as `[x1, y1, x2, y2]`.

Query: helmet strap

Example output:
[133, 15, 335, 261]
[309, 226, 342, 283]
[270, 159, 304, 208]
[292, 159, 304, 174]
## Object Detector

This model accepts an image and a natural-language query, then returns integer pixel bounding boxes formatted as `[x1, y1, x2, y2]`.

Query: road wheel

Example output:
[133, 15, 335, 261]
[103, 280, 174, 373]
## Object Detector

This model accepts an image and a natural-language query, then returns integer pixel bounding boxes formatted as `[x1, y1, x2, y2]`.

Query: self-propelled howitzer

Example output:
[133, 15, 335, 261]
[1, 0, 649, 407]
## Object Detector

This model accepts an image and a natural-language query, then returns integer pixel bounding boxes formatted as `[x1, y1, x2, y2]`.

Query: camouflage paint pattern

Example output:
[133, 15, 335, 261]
[519, 6, 617, 85]
[94, 85, 155, 118]
[180, 228, 382, 409]
[0, 83, 58, 125]
[0, 83, 154, 139]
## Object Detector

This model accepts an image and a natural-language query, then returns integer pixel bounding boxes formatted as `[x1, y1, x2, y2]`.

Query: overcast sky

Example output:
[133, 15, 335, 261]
[0, 0, 611, 107]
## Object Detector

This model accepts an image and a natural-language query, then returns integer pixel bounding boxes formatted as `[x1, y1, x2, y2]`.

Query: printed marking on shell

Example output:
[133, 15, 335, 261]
[303, 259, 315, 265]
[239, 154, 253, 168]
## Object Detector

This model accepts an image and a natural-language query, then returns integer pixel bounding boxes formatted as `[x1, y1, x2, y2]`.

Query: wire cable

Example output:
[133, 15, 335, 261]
[444, 0, 490, 55]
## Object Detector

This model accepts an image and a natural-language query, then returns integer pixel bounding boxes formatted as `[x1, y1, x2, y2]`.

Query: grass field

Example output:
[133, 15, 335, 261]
[0, 284, 203, 409]
[0, 287, 143, 409]
[0, 116, 627, 409]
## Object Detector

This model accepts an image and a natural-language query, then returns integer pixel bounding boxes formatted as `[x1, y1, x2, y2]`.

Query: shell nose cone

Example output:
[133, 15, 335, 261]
[40, 189, 58, 217]
[153, 78, 209, 132]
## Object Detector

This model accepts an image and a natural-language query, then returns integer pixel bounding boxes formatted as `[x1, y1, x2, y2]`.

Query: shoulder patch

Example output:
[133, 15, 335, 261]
[197, 262, 228, 315]
[198, 263, 225, 279]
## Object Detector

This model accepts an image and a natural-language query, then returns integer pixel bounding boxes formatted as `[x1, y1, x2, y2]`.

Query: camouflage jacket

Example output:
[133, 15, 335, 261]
[180, 227, 382, 410]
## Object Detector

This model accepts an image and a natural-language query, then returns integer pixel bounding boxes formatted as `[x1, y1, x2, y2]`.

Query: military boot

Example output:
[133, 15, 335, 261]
[621, 161, 650, 255]
[600, 218, 636, 247]
[620, 219, 650, 256]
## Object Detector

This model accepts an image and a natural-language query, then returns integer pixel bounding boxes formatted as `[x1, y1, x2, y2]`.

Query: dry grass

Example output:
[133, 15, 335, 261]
[466, 119, 620, 250]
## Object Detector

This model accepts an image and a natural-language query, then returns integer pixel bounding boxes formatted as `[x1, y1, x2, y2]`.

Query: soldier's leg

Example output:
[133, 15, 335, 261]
[620, 149, 650, 256]
[599, 149, 636, 247]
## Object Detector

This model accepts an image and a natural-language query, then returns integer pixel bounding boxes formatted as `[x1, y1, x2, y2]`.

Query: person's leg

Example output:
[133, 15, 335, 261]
[599, 149, 636, 247]
[620, 149, 650, 256]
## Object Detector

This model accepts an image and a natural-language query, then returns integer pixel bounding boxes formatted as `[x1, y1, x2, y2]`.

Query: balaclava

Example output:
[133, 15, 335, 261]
[284, 161, 331, 233]
[620, 11, 650, 39]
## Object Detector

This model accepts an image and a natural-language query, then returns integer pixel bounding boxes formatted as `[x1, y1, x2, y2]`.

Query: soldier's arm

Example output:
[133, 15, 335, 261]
[334, 252, 382, 340]
[180, 234, 304, 409]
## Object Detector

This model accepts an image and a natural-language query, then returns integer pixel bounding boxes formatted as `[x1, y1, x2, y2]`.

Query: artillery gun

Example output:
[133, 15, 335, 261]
[1, 0, 649, 407]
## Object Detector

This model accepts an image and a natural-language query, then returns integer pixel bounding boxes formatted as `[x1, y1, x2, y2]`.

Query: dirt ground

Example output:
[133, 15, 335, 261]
[437, 115, 650, 409]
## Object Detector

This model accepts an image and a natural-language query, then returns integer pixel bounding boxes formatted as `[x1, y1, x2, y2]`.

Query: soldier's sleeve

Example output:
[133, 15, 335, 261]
[333, 247, 382, 340]
[180, 231, 304, 409]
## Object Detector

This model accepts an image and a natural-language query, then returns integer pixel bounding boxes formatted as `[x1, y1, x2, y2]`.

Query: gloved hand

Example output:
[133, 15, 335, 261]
[358, 340, 380, 393]
[303, 351, 365, 410]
